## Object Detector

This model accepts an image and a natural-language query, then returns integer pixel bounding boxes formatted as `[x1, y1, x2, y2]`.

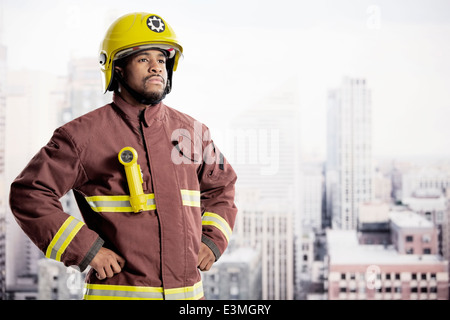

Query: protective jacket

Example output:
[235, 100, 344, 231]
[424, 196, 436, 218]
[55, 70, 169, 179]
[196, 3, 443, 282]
[9, 93, 238, 300]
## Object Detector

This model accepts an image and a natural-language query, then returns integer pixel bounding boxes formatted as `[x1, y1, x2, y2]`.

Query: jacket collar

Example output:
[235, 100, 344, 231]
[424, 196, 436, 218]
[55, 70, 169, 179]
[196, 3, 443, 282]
[112, 92, 166, 125]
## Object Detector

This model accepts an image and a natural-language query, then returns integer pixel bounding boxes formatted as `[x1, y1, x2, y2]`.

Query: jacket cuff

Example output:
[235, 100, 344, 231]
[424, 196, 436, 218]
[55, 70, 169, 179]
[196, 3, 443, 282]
[78, 236, 104, 272]
[201, 235, 221, 261]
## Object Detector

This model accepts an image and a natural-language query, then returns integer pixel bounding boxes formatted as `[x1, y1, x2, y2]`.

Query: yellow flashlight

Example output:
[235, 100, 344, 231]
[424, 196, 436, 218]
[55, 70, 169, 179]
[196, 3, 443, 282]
[118, 147, 146, 213]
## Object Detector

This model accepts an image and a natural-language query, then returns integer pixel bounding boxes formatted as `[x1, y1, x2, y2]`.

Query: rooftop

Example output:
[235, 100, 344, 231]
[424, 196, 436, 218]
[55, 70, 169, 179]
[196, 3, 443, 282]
[215, 247, 260, 265]
[326, 229, 443, 265]
[389, 211, 433, 229]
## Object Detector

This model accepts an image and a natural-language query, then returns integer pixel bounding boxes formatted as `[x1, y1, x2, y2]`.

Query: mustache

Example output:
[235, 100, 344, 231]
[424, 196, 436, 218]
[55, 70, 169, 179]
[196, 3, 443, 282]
[144, 75, 165, 84]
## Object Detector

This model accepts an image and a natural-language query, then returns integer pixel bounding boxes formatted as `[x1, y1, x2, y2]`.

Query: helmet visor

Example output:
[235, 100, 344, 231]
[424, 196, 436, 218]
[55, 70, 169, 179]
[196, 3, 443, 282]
[114, 43, 181, 61]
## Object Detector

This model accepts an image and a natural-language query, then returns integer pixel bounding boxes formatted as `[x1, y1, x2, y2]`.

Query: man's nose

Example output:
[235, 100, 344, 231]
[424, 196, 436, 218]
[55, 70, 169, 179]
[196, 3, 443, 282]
[149, 60, 162, 73]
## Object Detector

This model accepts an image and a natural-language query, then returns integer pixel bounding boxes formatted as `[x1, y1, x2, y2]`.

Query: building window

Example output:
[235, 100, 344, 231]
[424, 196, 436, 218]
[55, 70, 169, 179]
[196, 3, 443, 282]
[420, 287, 428, 293]
[422, 234, 431, 243]
[411, 287, 418, 293]
[412, 273, 417, 280]
[385, 273, 391, 280]
[430, 273, 436, 280]
[421, 273, 427, 280]
[395, 273, 400, 280]
[423, 248, 431, 254]
[340, 287, 346, 293]
[406, 235, 413, 242]
[395, 286, 402, 293]
[406, 248, 414, 254]
[385, 287, 392, 293]
[430, 287, 437, 293]
[230, 286, 239, 298]
[341, 273, 346, 280]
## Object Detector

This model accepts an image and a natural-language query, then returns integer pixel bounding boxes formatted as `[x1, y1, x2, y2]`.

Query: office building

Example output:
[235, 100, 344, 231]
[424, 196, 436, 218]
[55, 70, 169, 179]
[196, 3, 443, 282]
[202, 247, 262, 300]
[5, 69, 65, 299]
[326, 77, 373, 230]
[326, 211, 449, 300]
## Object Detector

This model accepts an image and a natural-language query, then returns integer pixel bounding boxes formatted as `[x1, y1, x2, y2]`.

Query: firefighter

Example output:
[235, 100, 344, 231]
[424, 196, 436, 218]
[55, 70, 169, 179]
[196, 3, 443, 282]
[9, 12, 238, 300]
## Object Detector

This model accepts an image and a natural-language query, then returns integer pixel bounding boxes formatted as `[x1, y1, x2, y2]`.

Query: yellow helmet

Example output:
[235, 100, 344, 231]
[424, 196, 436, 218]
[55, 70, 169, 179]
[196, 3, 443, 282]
[99, 12, 183, 93]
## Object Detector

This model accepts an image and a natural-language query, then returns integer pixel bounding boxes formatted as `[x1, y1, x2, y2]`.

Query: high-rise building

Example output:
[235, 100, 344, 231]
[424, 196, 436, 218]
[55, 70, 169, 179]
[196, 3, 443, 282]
[64, 57, 112, 123]
[232, 204, 294, 300]
[326, 77, 373, 230]
[202, 247, 262, 300]
[5, 69, 65, 299]
[224, 78, 300, 300]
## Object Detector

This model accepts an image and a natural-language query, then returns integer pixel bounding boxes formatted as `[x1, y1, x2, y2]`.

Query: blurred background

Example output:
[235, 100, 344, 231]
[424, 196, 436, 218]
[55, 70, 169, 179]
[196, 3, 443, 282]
[0, 0, 449, 300]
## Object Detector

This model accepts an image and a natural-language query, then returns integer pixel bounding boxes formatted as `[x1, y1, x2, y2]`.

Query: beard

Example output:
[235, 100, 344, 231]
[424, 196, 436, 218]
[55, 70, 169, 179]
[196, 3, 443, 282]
[139, 76, 168, 104]
[118, 71, 169, 105]
[138, 87, 167, 105]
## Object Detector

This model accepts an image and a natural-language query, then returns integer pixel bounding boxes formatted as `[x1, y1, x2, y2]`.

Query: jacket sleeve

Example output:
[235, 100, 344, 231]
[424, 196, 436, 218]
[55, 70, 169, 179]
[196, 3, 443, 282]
[9, 127, 104, 272]
[198, 130, 238, 261]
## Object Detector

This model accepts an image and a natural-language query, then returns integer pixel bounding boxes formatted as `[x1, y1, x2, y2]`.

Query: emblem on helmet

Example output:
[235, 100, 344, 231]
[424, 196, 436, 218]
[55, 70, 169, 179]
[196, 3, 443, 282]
[147, 16, 165, 33]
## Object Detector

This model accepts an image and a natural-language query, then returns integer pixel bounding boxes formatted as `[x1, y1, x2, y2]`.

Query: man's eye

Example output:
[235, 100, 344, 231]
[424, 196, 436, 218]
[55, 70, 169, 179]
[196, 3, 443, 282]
[138, 58, 148, 62]
[158, 60, 166, 64]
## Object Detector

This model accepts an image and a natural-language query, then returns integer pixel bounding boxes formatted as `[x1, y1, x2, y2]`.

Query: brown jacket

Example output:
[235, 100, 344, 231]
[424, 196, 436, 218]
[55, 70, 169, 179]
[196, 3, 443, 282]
[9, 93, 238, 300]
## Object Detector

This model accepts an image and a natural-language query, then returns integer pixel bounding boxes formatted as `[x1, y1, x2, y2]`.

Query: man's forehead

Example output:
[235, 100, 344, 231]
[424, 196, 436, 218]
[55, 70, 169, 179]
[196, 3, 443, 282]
[134, 48, 168, 58]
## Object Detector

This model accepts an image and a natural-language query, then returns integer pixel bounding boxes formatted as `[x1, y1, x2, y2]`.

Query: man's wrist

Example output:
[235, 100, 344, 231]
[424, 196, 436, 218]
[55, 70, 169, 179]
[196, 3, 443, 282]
[78, 236, 105, 272]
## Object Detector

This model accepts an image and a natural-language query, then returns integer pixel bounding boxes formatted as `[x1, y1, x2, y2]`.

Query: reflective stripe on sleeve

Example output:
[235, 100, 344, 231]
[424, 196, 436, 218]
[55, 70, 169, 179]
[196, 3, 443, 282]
[83, 281, 203, 300]
[85, 194, 156, 213]
[45, 216, 84, 261]
[202, 212, 232, 242]
[180, 189, 200, 207]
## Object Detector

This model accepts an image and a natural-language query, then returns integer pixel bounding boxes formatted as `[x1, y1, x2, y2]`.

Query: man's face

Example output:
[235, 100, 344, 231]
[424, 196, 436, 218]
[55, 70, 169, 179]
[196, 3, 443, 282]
[116, 49, 168, 103]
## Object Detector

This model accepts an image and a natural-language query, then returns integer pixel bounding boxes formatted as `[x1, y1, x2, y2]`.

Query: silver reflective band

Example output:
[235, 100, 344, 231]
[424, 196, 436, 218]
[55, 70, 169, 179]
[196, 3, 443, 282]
[83, 281, 203, 300]
[46, 216, 84, 261]
[202, 212, 232, 242]
[180, 189, 200, 207]
[85, 194, 156, 212]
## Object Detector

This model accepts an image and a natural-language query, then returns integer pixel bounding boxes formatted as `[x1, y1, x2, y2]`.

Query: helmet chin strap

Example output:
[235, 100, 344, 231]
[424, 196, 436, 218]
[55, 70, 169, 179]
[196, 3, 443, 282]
[114, 70, 169, 106]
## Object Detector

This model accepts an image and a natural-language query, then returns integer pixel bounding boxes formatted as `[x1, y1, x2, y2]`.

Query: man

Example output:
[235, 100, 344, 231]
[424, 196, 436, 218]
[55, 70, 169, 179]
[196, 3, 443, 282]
[9, 12, 237, 300]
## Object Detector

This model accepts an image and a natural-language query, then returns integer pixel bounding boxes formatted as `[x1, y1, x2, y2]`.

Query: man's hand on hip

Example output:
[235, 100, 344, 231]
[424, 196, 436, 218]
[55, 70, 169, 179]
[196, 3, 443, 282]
[197, 242, 215, 271]
[89, 247, 126, 280]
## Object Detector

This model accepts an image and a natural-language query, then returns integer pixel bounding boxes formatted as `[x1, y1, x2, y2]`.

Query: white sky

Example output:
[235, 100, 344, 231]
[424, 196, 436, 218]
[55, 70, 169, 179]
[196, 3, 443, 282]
[2, 0, 450, 159]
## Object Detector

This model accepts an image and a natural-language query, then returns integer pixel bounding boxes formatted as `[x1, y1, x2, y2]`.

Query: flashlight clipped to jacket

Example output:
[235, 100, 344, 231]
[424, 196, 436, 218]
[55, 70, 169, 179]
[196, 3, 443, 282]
[118, 147, 147, 213]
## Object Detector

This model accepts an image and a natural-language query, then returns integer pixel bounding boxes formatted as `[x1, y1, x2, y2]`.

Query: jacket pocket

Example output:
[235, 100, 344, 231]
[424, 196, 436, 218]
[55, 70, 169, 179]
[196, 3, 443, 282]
[203, 141, 225, 181]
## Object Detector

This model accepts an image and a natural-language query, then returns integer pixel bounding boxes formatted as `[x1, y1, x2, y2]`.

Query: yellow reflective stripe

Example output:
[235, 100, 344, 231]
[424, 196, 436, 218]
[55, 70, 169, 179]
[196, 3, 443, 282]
[86, 191, 200, 211]
[164, 281, 204, 300]
[84, 283, 164, 300]
[84, 295, 162, 300]
[45, 216, 85, 261]
[83, 281, 203, 300]
[86, 195, 131, 202]
[202, 212, 232, 242]
[180, 189, 200, 207]
[85, 283, 163, 292]
[56, 221, 84, 261]
[180, 189, 200, 196]
[85, 194, 156, 213]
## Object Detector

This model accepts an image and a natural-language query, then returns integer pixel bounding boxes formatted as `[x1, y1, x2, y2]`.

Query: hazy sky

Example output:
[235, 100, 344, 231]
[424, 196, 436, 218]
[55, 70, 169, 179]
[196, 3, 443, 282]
[2, 0, 450, 159]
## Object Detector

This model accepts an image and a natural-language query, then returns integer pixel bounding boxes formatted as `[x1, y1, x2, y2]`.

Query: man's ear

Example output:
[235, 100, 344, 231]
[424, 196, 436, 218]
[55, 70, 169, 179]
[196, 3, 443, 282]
[114, 66, 124, 77]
